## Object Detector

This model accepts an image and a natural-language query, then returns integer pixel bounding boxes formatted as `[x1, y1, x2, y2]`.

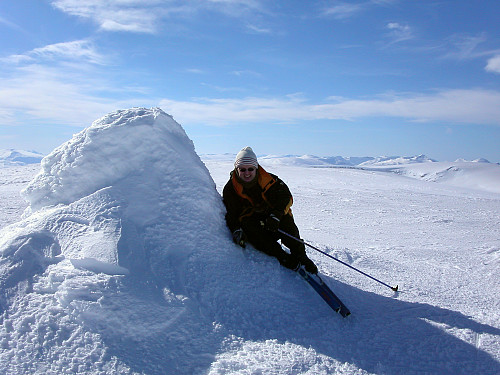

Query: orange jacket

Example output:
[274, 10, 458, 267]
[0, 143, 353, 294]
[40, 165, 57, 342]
[223, 166, 293, 232]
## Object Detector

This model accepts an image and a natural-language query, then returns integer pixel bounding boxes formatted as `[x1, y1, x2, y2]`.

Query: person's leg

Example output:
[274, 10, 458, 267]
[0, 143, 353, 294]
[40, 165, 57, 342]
[241, 217, 283, 257]
[278, 214, 305, 256]
[279, 214, 318, 273]
[241, 217, 299, 270]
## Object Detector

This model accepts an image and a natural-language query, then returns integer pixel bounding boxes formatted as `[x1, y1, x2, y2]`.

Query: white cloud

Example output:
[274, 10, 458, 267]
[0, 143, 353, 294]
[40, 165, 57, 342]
[322, 3, 365, 19]
[159, 89, 500, 126]
[0, 54, 33, 64]
[1, 40, 108, 65]
[2, 54, 499, 132]
[51, 0, 187, 33]
[0, 63, 145, 127]
[386, 22, 413, 43]
[206, 0, 266, 17]
[0, 70, 99, 126]
[33, 40, 108, 64]
[0, 40, 115, 126]
[443, 33, 488, 60]
[0, 39, 136, 127]
[50, 0, 267, 33]
[327, 89, 500, 125]
[485, 55, 500, 74]
[246, 24, 273, 34]
[322, 0, 398, 19]
[184, 68, 206, 74]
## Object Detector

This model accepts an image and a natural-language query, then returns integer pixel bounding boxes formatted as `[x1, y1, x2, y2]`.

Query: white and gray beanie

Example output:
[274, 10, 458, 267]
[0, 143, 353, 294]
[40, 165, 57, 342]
[234, 146, 259, 169]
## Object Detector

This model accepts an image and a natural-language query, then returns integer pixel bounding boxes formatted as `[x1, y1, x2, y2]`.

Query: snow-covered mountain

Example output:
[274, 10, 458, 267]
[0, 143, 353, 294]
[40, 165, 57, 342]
[251, 154, 435, 167]
[0, 149, 44, 166]
[454, 157, 491, 163]
[358, 154, 437, 166]
[0, 108, 499, 374]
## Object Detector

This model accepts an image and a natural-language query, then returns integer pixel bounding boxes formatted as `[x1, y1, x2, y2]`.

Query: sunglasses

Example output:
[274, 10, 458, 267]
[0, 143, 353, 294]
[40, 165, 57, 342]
[238, 167, 255, 172]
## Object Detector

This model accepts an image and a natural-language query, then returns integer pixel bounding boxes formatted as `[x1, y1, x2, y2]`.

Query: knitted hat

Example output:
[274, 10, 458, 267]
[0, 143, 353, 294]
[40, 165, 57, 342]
[234, 146, 258, 168]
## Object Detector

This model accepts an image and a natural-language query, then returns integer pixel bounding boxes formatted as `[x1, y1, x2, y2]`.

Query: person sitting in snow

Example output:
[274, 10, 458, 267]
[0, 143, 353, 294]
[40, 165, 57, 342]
[223, 146, 318, 274]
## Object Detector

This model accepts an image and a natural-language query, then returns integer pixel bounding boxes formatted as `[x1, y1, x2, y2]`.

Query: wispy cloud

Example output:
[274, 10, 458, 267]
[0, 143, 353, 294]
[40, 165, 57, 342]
[0, 64, 142, 127]
[1, 40, 108, 65]
[230, 70, 262, 78]
[0, 15, 25, 32]
[321, 0, 398, 19]
[245, 24, 273, 35]
[0, 41, 141, 127]
[33, 40, 108, 64]
[50, 0, 268, 34]
[386, 22, 414, 44]
[436, 33, 500, 75]
[184, 68, 206, 74]
[206, 0, 266, 17]
[443, 33, 488, 60]
[159, 89, 500, 127]
[51, 0, 171, 33]
[2, 48, 499, 131]
[321, 3, 365, 19]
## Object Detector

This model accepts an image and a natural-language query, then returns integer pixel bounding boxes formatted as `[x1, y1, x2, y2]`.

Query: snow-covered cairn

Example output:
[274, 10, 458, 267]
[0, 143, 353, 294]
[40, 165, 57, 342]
[3, 107, 224, 277]
[0, 108, 228, 373]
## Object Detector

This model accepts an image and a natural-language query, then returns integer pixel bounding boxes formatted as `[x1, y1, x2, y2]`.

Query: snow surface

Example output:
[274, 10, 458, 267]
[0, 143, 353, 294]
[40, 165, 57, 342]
[0, 108, 499, 374]
[378, 161, 500, 195]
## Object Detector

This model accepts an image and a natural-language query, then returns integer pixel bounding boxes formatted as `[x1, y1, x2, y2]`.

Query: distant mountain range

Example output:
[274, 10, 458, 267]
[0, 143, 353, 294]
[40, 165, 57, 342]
[257, 154, 493, 167]
[0, 149, 44, 166]
[0, 149, 494, 167]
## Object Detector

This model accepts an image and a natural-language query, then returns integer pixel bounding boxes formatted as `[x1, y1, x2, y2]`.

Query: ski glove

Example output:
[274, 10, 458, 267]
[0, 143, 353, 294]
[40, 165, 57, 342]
[232, 228, 247, 248]
[264, 213, 280, 232]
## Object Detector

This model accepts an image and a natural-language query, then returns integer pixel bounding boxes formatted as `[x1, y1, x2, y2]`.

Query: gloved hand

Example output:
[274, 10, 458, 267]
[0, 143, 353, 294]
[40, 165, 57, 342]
[264, 213, 280, 232]
[232, 228, 247, 248]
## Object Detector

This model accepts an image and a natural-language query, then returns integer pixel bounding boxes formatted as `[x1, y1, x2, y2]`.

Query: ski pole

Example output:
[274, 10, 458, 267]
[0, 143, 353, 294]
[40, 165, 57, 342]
[278, 229, 399, 292]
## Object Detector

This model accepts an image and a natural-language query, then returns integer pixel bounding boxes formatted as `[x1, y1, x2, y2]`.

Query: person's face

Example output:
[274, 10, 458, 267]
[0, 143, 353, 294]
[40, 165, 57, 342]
[237, 165, 257, 183]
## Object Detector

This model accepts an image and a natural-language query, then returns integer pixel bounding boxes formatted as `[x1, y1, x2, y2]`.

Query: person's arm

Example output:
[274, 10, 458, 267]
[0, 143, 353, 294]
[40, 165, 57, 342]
[222, 180, 243, 233]
[264, 176, 293, 218]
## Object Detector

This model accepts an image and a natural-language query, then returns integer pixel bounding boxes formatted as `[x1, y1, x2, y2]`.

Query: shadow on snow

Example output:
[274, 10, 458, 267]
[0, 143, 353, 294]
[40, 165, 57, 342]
[90, 258, 500, 375]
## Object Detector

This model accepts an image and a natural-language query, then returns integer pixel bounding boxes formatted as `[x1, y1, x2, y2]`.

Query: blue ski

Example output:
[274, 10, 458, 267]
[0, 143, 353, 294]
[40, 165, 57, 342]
[297, 267, 351, 317]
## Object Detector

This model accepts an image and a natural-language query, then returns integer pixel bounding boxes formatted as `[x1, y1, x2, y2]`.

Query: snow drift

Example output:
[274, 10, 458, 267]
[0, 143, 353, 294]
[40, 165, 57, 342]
[0, 108, 233, 373]
[3, 108, 224, 277]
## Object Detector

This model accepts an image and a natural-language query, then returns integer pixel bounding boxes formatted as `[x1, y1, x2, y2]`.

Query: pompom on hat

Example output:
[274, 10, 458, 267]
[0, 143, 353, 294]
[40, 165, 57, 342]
[234, 146, 258, 169]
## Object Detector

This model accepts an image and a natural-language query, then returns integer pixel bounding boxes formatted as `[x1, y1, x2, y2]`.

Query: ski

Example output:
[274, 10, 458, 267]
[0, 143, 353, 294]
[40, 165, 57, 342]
[297, 267, 351, 318]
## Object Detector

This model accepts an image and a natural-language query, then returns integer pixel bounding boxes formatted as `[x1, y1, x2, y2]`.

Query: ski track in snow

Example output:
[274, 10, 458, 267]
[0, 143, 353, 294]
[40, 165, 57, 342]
[0, 118, 499, 373]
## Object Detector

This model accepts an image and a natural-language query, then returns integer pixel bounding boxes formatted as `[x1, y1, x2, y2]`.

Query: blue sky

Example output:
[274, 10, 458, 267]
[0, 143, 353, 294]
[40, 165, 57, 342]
[1, 0, 499, 162]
